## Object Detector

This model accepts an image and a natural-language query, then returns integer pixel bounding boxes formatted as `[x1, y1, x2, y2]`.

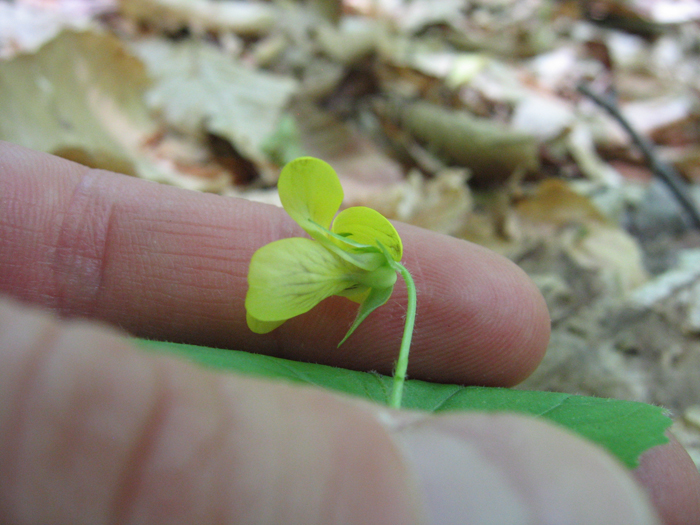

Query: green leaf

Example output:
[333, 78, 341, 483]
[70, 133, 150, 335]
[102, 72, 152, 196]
[137, 339, 671, 469]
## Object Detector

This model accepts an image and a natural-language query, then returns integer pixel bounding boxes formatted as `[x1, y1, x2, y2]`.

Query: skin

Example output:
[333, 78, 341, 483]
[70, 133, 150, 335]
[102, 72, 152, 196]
[0, 140, 698, 524]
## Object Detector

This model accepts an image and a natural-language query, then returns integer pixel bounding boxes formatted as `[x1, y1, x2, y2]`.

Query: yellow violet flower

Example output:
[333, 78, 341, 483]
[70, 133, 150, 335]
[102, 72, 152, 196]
[245, 156, 417, 408]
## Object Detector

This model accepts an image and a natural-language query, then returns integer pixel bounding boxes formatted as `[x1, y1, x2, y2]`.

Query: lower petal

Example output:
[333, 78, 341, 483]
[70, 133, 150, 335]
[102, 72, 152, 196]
[246, 312, 286, 334]
[245, 237, 360, 322]
[337, 285, 370, 304]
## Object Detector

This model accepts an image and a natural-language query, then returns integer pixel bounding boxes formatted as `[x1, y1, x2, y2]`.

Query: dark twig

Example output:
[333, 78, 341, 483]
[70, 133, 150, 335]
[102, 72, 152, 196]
[578, 83, 700, 229]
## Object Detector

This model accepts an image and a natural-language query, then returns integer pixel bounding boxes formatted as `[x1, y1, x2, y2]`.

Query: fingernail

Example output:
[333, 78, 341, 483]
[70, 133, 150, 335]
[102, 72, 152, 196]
[386, 413, 660, 525]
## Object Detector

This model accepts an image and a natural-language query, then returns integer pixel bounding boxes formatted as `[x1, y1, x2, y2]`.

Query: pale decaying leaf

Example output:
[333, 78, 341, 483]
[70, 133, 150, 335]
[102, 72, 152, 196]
[526, 45, 581, 92]
[0, 29, 231, 191]
[516, 179, 609, 227]
[315, 16, 380, 65]
[0, 30, 153, 175]
[390, 99, 540, 184]
[393, 0, 466, 33]
[119, 0, 277, 35]
[638, 0, 700, 23]
[630, 249, 700, 334]
[289, 101, 404, 188]
[131, 38, 297, 165]
[631, 250, 700, 308]
[567, 123, 624, 187]
[667, 146, 700, 182]
[349, 169, 473, 236]
[515, 179, 648, 294]
[0, 0, 115, 59]
[511, 94, 575, 142]
[136, 133, 233, 192]
[563, 224, 649, 294]
[621, 96, 695, 136]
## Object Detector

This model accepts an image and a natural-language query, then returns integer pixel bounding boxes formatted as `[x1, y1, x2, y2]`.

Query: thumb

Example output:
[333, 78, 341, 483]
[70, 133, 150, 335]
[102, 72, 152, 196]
[0, 298, 659, 525]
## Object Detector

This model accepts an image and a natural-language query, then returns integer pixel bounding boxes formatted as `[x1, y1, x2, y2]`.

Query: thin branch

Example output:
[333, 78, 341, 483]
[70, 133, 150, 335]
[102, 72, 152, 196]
[578, 83, 700, 229]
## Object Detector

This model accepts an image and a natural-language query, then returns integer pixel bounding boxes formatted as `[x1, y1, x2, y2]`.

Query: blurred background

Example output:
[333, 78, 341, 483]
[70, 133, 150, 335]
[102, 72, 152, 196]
[2, 0, 700, 464]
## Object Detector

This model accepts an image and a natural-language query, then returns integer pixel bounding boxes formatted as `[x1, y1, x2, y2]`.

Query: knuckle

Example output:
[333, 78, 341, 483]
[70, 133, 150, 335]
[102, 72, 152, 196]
[52, 169, 117, 318]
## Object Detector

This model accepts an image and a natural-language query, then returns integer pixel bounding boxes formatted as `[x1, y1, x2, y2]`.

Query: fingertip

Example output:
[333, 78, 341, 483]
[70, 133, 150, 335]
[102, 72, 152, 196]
[389, 412, 660, 525]
[633, 434, 700, 525]
[393, 226, 551, 386]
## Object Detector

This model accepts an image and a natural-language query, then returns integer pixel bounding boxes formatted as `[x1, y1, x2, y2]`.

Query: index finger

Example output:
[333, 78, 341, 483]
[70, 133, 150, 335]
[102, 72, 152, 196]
[0, 141, 550, 386]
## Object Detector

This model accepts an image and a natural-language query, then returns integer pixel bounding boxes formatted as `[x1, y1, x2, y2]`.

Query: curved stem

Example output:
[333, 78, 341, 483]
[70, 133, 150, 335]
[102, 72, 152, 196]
[389, 261, 416, 409]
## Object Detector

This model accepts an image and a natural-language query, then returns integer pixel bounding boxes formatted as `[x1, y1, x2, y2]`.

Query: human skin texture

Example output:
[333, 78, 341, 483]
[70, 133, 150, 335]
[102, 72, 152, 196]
[0, 140, 698, 524]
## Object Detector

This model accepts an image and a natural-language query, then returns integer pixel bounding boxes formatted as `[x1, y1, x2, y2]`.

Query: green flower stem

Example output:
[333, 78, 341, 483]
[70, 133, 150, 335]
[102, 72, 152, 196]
[389, 261, 416, 409]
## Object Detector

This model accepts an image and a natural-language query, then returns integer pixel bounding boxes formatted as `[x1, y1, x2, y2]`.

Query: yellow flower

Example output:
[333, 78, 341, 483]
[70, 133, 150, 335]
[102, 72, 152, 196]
[245, 156, 417, 408]
[245, 157, 404, 344]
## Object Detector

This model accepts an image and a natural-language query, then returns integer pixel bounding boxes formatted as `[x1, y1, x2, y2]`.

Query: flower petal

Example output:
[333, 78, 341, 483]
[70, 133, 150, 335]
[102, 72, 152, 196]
[313, 228, 386, 272]
[331, 206, 403, 261]
[246, 313, 286, 334]
[337, 285, 370, 303]
[278, 157, 343, 238]
[245, 237, 360, 322]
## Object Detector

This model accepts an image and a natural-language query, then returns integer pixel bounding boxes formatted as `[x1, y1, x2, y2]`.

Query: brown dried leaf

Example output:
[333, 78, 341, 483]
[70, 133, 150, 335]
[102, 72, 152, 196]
[515, 179, 608, 227]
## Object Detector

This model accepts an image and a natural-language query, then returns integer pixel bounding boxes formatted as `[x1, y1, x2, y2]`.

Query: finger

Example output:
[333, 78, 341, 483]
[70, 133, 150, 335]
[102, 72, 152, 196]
[390, 412, 664, 525]
[0, 298, 673, 525]
[0, 141, 550, 385]
[0, 298, 420, 525]
[633, 435, 700, 525]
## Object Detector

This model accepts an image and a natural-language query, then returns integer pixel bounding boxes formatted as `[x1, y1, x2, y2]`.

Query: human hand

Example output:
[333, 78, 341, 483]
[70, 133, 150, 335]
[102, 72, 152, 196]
[0, 141, 697, 524]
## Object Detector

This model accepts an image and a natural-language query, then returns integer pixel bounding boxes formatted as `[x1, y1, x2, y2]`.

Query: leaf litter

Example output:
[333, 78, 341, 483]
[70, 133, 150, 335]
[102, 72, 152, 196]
[2, 0, 700, 465]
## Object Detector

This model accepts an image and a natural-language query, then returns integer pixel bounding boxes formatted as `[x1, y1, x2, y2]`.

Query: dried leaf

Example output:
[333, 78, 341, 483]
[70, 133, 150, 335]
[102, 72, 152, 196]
[132, 38, 298, 164]
[564, 224, 648, 293]
[293, 102, 404, 187]
[621, 96, 694, 136]
[516, 179, 608, 227]
[315, 16, 379, 64]
[351, 169, 473, 235]
[392, 100, 539, 184]
[0, 0, 115, 59]
[511, 94, 575, 141]
[0, 30, 154, 175]
[119, 0, 277, 35]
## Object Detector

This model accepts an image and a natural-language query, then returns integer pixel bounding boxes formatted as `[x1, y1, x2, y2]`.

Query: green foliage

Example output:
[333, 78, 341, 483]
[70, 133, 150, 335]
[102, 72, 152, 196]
[138, 339, 671, 469]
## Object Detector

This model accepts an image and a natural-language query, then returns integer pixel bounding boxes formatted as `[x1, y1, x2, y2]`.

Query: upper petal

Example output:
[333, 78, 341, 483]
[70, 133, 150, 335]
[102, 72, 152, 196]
[278, 157, 343, 238]
[245, 237, 361, 322]
[331, 206, 403, 261]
